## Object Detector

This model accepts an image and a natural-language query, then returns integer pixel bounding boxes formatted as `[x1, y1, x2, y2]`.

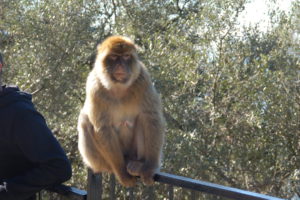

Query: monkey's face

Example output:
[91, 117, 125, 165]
[105, 52, 135, 84]
[96, 36, 141, 89]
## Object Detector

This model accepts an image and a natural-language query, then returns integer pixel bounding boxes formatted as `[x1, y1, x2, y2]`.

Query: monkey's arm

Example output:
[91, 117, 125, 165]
[142, 109, 165, 167]
[138, 89, 165, 184]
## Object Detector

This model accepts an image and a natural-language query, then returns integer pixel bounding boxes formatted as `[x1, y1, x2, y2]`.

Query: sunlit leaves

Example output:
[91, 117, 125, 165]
[0, 0, 299, 199]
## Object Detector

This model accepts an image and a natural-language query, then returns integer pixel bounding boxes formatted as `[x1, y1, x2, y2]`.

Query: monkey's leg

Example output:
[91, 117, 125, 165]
[78, 129, 110, 172]
[78, 113, 111, 172]
[94, 126, 137, 187]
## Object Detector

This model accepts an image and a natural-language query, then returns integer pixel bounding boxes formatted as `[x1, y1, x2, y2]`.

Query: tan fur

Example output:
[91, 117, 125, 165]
[78, 36, 165, 187]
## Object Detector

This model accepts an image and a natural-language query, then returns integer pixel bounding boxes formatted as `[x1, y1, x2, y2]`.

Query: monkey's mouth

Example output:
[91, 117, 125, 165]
[113, 72, 128, 82]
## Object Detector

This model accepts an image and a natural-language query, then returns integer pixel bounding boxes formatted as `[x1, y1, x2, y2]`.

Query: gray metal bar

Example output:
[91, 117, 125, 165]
[168, 184, 174, 200]
[47, 184, 87, 200]
[109, 174, 116, 200]
[154, 172, 286, 200]
[87, 169, 102, 200]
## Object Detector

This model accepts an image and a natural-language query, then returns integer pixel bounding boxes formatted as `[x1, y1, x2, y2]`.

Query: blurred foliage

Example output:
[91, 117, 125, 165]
[0, 0, 299, 199]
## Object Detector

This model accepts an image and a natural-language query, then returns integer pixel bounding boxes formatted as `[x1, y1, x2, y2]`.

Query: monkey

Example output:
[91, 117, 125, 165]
[78, 36, 165, 187]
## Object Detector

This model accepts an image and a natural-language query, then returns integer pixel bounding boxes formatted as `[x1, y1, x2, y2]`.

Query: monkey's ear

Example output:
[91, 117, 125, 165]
[134, 43, 142, 52]
[131, 41, 143, 54]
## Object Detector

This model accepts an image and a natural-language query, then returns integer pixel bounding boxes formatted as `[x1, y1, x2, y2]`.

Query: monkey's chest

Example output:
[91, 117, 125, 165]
[107, 101, 140, 149]
[110, 102, 139, 130]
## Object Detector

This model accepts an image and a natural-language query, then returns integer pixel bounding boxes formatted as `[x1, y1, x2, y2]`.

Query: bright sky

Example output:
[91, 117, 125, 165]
[238, 0, 295, 31]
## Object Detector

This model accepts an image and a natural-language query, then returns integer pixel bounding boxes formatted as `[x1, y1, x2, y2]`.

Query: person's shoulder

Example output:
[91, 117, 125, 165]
[13, 99, 35, 113]
[3, 88, 36, 116]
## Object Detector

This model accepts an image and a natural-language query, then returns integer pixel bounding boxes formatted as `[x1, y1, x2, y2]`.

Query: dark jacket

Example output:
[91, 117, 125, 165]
[0, 86, 72, 200]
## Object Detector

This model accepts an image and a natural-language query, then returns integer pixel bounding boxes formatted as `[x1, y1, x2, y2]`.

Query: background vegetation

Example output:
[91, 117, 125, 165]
[1, 0, 299, 199]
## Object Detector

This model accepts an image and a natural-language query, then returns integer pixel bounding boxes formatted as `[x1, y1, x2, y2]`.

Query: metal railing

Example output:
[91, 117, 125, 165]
[45, 184, 87, 200]
[47, 170, 286, 200]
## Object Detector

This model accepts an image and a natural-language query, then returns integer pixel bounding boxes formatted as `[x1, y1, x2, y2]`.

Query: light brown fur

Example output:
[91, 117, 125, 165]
[78, 36, 165, 187]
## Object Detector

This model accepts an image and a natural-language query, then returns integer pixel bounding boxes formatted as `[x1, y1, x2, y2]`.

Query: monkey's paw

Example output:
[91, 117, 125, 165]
[127, 161, 143, 177]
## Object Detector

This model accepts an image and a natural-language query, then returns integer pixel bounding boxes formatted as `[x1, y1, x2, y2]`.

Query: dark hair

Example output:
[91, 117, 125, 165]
[0, 53, 2, 87]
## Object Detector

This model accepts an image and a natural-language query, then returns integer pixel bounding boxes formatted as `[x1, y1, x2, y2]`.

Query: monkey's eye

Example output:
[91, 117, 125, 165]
[122, 54, 131, 60]
[109, 55, 118, 60]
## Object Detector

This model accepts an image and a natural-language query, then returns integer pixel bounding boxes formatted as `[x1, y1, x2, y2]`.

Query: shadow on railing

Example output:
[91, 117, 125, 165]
[45, 170, 286, 200]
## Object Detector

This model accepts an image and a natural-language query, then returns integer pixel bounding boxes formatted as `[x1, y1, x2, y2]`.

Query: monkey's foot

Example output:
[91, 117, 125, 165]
[120, 176, 137, 187]
[117, 170, 137, 187]
[140, 171, 155, 185]
[127, 160, 143, 177]
[140, 164, 157, 185]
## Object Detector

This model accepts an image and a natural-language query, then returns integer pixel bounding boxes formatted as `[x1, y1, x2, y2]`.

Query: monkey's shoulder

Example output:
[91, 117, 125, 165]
[85, 72, 102, 93]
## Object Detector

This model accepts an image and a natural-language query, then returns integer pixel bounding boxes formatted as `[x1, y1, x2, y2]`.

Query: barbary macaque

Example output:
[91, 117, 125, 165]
[78, 36, 165, 187]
